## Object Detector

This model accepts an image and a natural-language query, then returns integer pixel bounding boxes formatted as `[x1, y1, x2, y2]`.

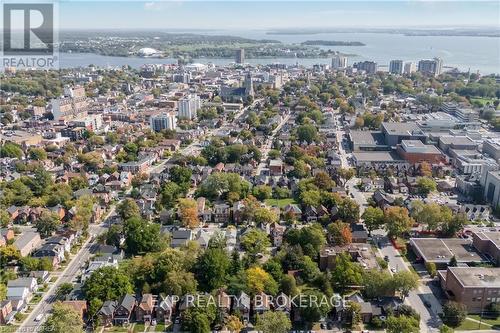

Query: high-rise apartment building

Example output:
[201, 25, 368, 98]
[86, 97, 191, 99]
[389, 60, 404, 74]
[178, 94, 201, 120]
[235, 49, 245, 64]
[150, 113, 177, 132]
[404, 62, 416, 74]
[354, 61, 377, 74]
[331, 53, 348, 69]
[418, 57, 443, 76]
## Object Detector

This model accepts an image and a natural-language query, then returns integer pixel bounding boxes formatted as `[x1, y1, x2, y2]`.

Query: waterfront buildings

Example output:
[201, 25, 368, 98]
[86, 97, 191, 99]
[332, 53, 348, 69]
[235, 49, 245, 64]
[389, 60, 404, 74]
[418, 57, 443, 76]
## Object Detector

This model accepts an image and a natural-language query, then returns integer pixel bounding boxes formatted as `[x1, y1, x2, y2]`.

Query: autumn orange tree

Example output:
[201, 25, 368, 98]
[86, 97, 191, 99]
[178, 198, 200, 229]
[327, 220, 352, 246]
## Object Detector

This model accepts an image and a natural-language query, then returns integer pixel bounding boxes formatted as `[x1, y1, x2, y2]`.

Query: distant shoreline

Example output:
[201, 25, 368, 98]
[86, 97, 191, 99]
[267, 30, 500, 38]
[301, 40, 365, 46]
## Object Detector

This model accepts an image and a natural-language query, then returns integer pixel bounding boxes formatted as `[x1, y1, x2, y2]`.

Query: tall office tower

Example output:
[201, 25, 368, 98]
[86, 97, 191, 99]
[389, 60, 404, 74]
[404, 62, 416, 74]
[150, 113, 177, 132]
[418, 57, 444, 77]
[331, 53, 348, 69]
[178, 94, 201, 120]
[235, 49, 245, 64]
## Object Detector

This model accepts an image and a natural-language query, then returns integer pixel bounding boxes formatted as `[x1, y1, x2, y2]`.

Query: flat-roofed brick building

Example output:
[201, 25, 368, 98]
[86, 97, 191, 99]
[439, 267, 500, 313]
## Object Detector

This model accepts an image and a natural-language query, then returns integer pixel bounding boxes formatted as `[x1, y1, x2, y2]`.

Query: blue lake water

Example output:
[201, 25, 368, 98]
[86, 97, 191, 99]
[59, 30, 500, 74]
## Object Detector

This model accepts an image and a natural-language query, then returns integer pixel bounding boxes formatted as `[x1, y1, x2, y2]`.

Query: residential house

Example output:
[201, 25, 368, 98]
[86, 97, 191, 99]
[213, 203, 231, 223]
[273, 292, 291, 316]
[234, 291, 251, 323]
[253, 292, 270, 315]
[216, 290, 231, 318]
[32, 243, 65, 267]
[114, 294, 136, 325]
[0, 229, 15, 244]
[156, 295, 175, 323]
[136, 294, 154, 323]
[270, 223, 286, 247]
[13, 231, 42, 256]
[7, 278, 38, 293]
[0, 300, 14, 325]
[98, 300, 117, 327]
[171, 229, 193, 248]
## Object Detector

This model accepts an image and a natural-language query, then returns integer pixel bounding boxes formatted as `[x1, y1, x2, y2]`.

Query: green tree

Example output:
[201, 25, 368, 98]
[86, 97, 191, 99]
[123, 216, 163, 255]
[441, 213, 468, 237]
[331, 253, 363, 293]
[83, 266, 133, 302]
[252, 185, 273, 200]
[41, 302, 83, 333]
[240, 228, 270, 257]
[55, 282, 73, 300]
[393, 271, 419, 300]
[1, 142, 23, 158]
[296, 124, 318, 143]
[117, 198, 140, 220]
[384, 206, 413, 238]
[35, 209, 61, 238]
[0, 211, 10, 227]
[385, 315, 420, 333]
[299, 289, 331, 323]
[195, 247, 230, 291]
[28, 147, 47, 160]
[442, 301, 467, 327]
[280, 274, 298, 296]
[417, 177, 437, 196]
[284, 224, 326, 259]
[254, 207, 279, 225]
[362, 206, 384, 234]
[255, 311, 292, 333]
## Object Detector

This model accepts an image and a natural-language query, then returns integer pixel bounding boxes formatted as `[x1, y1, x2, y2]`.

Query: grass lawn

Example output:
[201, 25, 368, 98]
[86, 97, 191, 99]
[30, 294, 42, 304]
[467, 315, 500, 327]
[148, 323, 168, 332]
[104, 325, 133, 332]
[50, 276, 57, 282]
[133, 323, 145, 333]
[455, 317, 499, 331]
[471, 97, 499, 108]
[0, 325, 20, 333]
[265, 198, 296, 208]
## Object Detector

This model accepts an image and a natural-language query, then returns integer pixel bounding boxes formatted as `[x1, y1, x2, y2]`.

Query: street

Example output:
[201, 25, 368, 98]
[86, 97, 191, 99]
[17, 221, 108, 332]
[373, 231, 443, 333]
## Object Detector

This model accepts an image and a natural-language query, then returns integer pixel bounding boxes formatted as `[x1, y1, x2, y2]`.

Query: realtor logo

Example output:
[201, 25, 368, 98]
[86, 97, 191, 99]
[3, 3, 54, 55]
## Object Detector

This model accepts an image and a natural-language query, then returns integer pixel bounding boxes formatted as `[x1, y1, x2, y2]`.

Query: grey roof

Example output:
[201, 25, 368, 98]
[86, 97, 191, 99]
[13, 231, 40, 250]
[382, 122, 423, 136]
[172, 229, 192, 240]
[118, 294, 136, 311]
[349, 130, 385, 146]
[7, 278, 35, 288]
[235, 291, 250, 309]
[99, 300, 117, 316]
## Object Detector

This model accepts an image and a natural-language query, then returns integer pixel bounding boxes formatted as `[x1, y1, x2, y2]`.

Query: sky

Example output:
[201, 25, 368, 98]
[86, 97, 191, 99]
[57, 1, 500, 30]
